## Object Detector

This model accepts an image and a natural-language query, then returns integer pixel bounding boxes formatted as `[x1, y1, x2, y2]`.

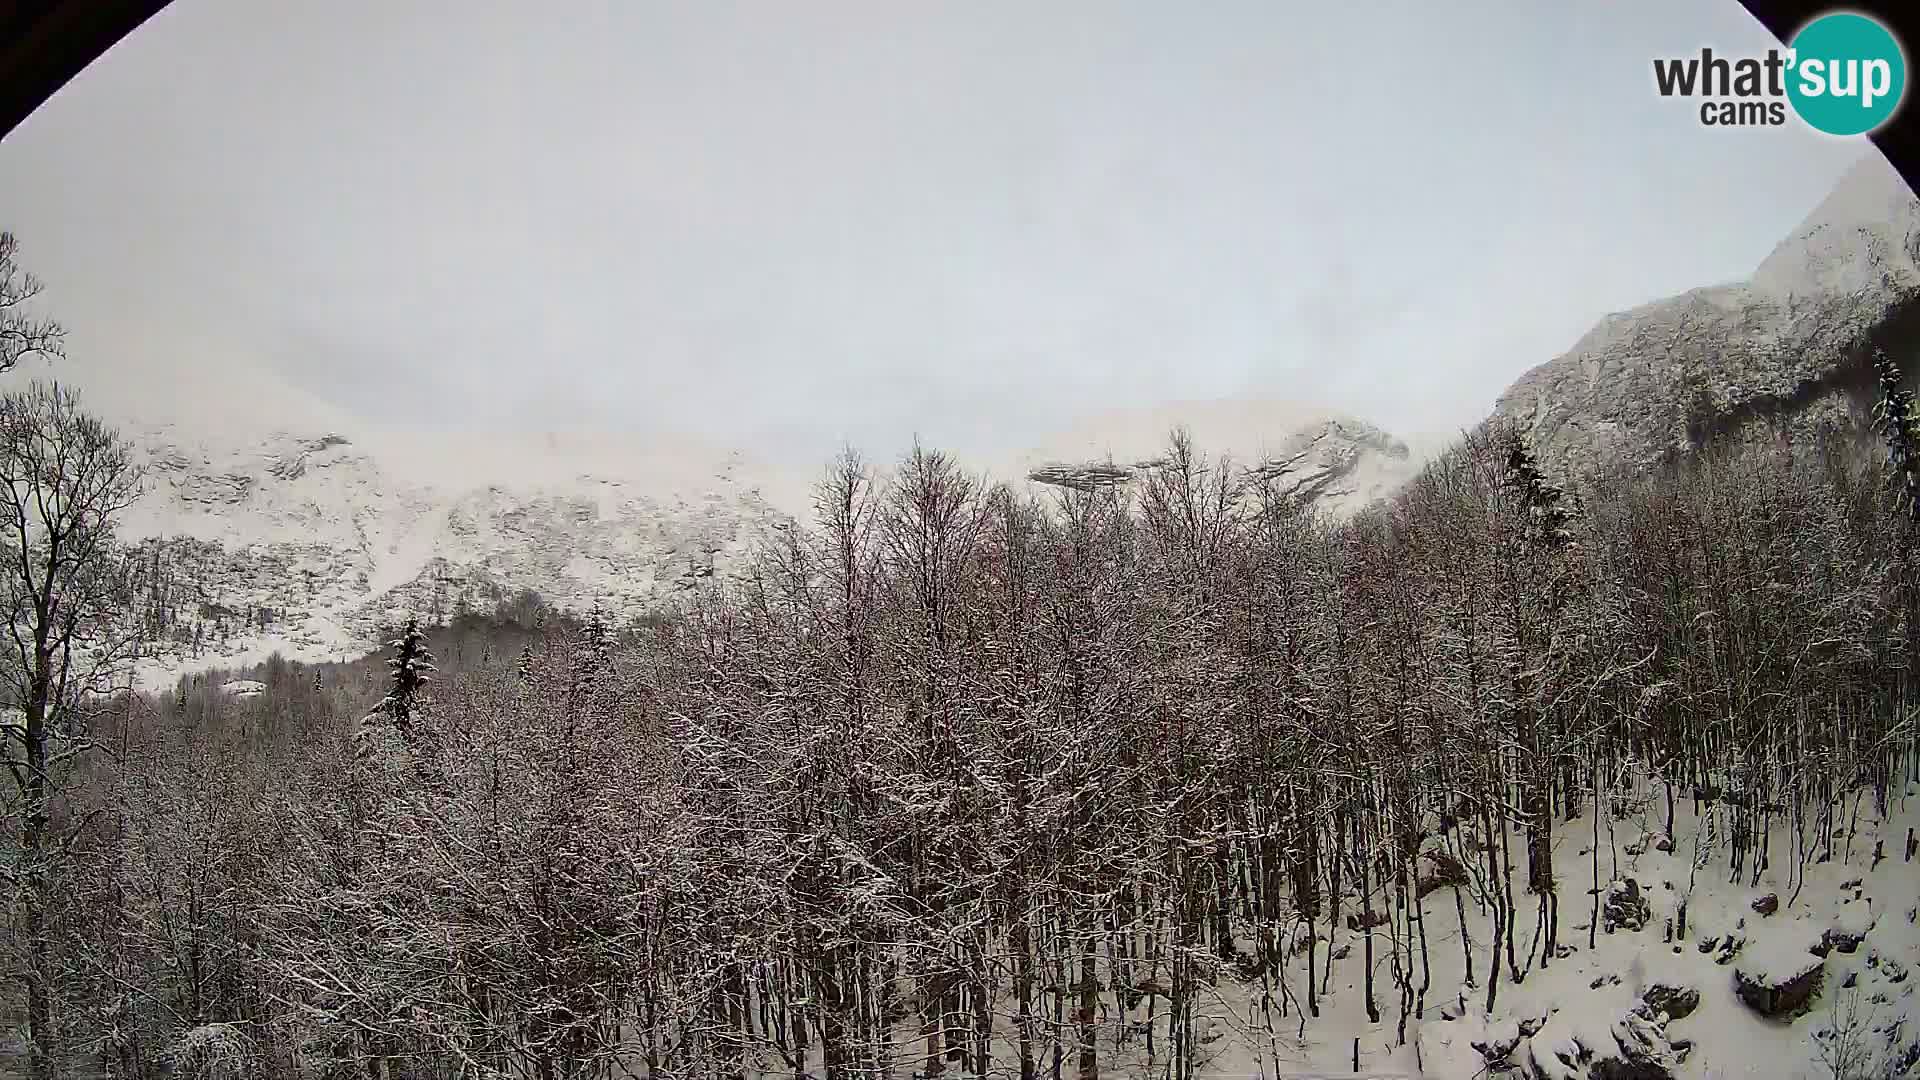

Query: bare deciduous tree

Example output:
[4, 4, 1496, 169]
[0, 381, 142, 1080]
[0, 235, 64, 376]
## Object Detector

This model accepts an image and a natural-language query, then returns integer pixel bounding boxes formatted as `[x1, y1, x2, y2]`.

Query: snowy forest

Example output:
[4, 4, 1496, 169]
[5, 209, 1920, 1080]
[10, 379, 1920, 1077]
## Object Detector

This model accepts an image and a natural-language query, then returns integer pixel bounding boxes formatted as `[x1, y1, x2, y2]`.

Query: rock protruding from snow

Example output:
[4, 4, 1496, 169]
[1703, 928, 1746, 965]
[1869, 947, 1909, 985]
[1492, 152, 1920, 471]
[1604, 878, 1652, 933]
[1415, 1006, 1544, 1077]
[220, 680, 266, 697]
[1518, 1006, 1680, 1080]
[1814, 910, 1873, 957]
[1639, 983, 1700, 1022]
[1732, 926, 1826, 1017]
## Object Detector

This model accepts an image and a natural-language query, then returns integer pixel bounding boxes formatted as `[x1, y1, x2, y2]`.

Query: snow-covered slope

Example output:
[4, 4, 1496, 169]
[1041, 778, 1920, 1080]
[1494, 151, 1920, 468]
[118, 422, 802, 688]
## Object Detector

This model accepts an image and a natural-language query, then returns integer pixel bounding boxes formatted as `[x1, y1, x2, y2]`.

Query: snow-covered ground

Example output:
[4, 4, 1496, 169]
[1209, 780, 1917, 1079]
[729, 779, 1917, 1080]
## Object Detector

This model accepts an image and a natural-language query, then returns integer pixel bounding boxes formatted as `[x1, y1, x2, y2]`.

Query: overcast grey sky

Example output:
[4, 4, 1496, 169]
[0, 0, 1879, 462]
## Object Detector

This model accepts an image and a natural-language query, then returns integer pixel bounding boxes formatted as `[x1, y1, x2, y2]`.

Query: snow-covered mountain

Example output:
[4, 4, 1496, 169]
[113, 399, 1419, 687]
[1494, 152, 1920, 468]
[117, 423, 802, 687]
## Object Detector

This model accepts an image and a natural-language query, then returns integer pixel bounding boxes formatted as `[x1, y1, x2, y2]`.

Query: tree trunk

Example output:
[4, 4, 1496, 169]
[1076, 933, 1099, 1080]
[22, 660, 53, 1080]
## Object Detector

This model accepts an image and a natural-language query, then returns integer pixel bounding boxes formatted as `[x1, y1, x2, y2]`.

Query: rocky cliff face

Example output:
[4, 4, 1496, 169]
[1493, 153, 1920, 469]
[1011, 401, 1426, 519]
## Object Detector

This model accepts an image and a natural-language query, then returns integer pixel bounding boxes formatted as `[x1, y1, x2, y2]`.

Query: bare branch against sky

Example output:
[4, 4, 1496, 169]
[0, 0, 1872, 461]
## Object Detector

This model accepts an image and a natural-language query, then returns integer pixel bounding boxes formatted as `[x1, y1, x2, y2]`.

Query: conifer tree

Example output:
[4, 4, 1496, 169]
[1500, 426, 1577, 966]
[1874, 346, 1920, 524]
[1874, 347, 1920, 708]
[382, 616, 435, 745]
[1505, 428, 1574, 550]
[575, 600, 615, 687]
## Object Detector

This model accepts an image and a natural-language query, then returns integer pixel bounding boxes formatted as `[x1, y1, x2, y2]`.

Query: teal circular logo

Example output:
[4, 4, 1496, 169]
[1787, 12, 1907, 136]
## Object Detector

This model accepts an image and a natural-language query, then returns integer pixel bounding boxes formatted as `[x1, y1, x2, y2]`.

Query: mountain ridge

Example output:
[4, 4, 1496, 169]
[116, 401, 1413, 687]
[106, 151, 1920, 686]
[1493, 152, 1920, 468]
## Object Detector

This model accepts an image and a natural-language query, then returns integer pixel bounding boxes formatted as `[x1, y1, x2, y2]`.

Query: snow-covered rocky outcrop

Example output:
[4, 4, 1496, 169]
[1494, 152, 1920, 469]
[1009, 399, 1430, 518]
